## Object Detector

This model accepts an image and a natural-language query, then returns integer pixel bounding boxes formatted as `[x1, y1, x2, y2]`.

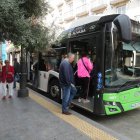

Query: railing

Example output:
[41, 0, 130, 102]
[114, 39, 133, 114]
[64, 9, 74, 20]
[76, 4, 88, 15]
[56, 0, 63, 6]
[110, 0, 130, 5]
[91, 0, 107, 8]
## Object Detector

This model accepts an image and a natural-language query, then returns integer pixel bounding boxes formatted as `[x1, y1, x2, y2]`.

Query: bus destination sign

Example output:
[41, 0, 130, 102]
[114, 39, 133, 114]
[69, 22, 97, 38]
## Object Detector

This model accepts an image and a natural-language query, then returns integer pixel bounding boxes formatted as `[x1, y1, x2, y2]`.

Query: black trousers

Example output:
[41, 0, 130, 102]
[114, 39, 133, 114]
[79, 77, 90, 99]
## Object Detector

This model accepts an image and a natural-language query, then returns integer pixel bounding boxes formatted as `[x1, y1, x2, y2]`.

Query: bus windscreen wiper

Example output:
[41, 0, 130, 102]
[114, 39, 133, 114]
[117, 80, 134, 92]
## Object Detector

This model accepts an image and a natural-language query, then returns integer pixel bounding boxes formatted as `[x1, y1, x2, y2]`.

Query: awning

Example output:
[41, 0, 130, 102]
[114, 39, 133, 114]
[6, 44, 21, 53]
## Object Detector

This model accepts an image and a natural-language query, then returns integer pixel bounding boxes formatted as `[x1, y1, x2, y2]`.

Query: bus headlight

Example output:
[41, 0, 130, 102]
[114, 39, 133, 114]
[109, 108, 118, 112]
[105, 101, 117, 106]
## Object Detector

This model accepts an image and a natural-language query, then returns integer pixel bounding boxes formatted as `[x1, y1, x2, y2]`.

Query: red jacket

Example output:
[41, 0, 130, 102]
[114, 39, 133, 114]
[2, 65, 14, 83]
[0, 71, 2, 82]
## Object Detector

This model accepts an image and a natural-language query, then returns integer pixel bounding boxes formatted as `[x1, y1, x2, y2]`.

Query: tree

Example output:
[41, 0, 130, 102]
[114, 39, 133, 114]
[0, 0, 50, 97]
[0, 0, 49, 50]
[19, 0, 49, 18]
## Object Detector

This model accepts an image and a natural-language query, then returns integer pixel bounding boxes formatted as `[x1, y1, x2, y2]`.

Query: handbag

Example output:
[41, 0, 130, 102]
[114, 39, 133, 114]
[81, 58, 91, 98]
[6, 77, 14, 83]
[81, 58, 90, 74]
[5, 66, 14, 83]
[15, 73, 20, 82]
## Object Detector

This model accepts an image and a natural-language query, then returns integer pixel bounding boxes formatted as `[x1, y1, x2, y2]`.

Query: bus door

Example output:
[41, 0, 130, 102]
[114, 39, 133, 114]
[69, 34, 98, 112]
[38, 70, 48, 92]
[40, 54, 61, 92]
[37, 54, 48, 92]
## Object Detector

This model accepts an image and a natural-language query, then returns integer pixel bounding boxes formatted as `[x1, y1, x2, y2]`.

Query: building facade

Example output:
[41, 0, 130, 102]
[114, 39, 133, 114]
[0, 42, 8, 63]
[46, 0, 140, 35]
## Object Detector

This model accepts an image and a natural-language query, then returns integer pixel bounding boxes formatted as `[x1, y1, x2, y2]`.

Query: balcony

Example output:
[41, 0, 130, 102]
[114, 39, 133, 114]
[76, 4, 89, 17]
[64, 10, 75, 21]
[64, 0, 72, 2]
[91, 0, 107, 13]
[57, 0, 64, 7]
[110, 0, 130, 6]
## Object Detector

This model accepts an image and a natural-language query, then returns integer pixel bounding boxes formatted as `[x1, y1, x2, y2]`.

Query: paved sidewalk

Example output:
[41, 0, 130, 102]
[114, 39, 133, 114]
[0, 91, 90, 140]
[0, 89, 129, 140]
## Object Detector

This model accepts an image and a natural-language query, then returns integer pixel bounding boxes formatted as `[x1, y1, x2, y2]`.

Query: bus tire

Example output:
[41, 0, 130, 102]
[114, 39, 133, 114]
[49, 79, 61, 100]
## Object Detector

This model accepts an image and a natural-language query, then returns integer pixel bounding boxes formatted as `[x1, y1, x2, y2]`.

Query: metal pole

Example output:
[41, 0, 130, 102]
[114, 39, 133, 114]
[18, 46, 29, 97]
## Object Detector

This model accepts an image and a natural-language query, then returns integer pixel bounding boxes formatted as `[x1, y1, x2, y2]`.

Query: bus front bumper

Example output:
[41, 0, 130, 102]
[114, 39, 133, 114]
[103, 88, 140, 115]
[104, 100, 140, 115]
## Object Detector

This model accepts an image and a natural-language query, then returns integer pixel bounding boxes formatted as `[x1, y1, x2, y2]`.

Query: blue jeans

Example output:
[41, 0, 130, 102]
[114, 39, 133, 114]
[62, 85, 77, 112]
[13, 74, 20, 88]
[13, 74, 17, 88]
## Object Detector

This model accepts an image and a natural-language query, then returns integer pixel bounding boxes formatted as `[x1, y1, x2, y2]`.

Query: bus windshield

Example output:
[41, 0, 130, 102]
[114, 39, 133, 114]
[105, 29, 140, 87]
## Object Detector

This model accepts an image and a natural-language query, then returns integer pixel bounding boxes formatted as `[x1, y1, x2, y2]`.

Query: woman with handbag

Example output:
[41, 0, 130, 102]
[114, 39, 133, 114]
[77, 52, 93, 103]
[2, 60, 14, 100]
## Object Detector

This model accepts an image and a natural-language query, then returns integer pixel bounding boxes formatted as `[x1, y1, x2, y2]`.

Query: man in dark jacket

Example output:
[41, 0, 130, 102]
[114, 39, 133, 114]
[13, 58, 20, 88]
[59, 53, 77, 115]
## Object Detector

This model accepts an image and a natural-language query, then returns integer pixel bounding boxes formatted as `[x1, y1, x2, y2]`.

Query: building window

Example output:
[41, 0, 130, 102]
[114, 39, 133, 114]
[67, 1, 73, 12]
[51, 11, 55, 18]
[116, 5, 126, 14]
[80, 0, 86, 3]
[64, 1, 74, 20]
[135, 15, 140, 22]
[59, 8, 62, 16]
[77, 0, 86, 6]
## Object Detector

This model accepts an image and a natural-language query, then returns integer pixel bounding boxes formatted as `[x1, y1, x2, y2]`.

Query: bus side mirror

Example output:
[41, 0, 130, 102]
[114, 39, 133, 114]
[113, 14, 132, 44]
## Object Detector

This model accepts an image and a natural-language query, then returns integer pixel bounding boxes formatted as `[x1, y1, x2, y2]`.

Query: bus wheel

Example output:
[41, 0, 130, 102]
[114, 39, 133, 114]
[49, 80, 61, 100]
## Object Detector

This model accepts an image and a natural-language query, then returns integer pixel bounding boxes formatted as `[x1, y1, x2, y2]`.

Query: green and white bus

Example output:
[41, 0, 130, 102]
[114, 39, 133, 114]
[32, 14, 140, 115]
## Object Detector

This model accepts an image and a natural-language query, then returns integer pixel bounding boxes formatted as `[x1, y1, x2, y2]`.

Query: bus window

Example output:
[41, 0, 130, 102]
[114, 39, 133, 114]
[69, 37, 97, 64]
[105, 27, 140, 87]
[55, 48, 67, 71]
[45, 56, 57, 71]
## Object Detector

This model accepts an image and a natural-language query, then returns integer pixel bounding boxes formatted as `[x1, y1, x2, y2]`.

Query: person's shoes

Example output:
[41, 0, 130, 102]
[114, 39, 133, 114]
[2, 96, 6, 100]
[62, 111, 72, 115]
[78, 98, 82, 103]
[8, 95, 12, 99]
[82, 99, 90, 103]
[69, 104, 74, 109]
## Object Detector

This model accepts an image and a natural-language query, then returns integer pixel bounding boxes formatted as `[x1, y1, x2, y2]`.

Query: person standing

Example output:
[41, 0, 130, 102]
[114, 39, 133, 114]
[13, 58, 20, 88]
[2, 60, 14, 100]
[0, 60, 3, 96]
[59, 53, 77, 115]
[77, 52, 93, 103]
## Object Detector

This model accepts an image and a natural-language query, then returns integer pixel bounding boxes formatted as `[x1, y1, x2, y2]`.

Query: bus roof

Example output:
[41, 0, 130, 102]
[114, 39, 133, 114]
[69, 14, 120, 29]
[57, 14, 134, 42]
[57, 14, 119, 42]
